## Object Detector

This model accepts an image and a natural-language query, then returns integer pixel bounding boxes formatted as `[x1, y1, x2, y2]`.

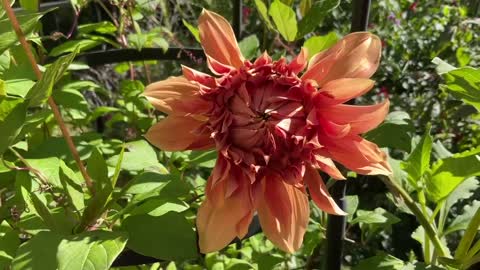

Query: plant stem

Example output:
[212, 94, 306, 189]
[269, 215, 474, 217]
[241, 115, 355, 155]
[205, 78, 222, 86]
[2, 0, 94, 194]
[380, 175, 450, 258]
[455, 207, 480, 260]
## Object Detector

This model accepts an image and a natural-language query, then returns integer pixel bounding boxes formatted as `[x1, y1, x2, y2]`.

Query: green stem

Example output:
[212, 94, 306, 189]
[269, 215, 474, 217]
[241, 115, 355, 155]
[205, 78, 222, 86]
[418, 190, 431, 264]
[455, 207, 480, 260]
[466, 238, 480, 260]
[380, 175, 450, 258]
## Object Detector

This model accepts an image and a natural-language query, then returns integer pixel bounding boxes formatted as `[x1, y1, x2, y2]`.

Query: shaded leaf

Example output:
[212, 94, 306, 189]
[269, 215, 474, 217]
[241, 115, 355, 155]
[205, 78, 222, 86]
[365, 111, 414, 152]
[238, 35, 260, 60]
[123, 212, 197, 260]
[296, 0, 340, 39]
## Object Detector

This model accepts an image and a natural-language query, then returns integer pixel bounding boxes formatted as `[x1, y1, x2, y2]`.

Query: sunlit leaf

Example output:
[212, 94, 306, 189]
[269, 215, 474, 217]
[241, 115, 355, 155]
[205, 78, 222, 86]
[268, 0, 297, 41]
[442, 67, 480, 111]
[26, 50, 78, 107]
[425, 147, 480, 202]
[303, 32, 338, 60]
[401, 126, 432, 189]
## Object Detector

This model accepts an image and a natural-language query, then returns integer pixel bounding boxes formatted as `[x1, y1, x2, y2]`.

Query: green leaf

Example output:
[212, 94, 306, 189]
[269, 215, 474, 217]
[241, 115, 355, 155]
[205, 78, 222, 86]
[12, 231, 63, 270]
[0, 50, 11, 76]
[268, 0, 297, 41]
[187, 150, 218, 168]
[78, 148, 113, 231]
[365, 111, 414, 152]
[123, 212, 198, 260]
[182, 19, 200, 43]
[20, 185, 59, 231]
[87, 148, 108, 189]
[129, 198, 189, 217]
[444, 177, 479, 211]
[353, 254, 405, 270]
[19, 0, 38, 11]
[49, 39, 101, 57]
[425, 147, 480, 202]
[128, 33, 148, 50]
[5, 79, 35, 97]
[254, 0, 274, 30]
[56, 231, 128, 270]
[296, 0, 340, 39]
[0, 10, 49, 54]
[0, 97, 27, 155]
[238, 35, 260, 60]
[53, 87, 90, 120]
[456, 47, 471, 67]
[0, 228, 20, 268]
[303, 32, 338, 60]
[299, 0, 313, 16]
[351, 209, 389, 225]
[0, 80, 5, 96]
[126, 172, 189, 199]
[225, 258, 255, 270]
[126, 172, 172, 194]
[345, 195, 359, 221]
[401, 126, 432, 189]
[107, 140, 167, 172]
[26, 50, 78, 107]
[59, 161, 85, 212]
[442, 67, 480, 111]
[25, 157, 61, 186]
[444, 200, 480, 235]
[432, 57, 456, 75]
[78, 21, 117, 35]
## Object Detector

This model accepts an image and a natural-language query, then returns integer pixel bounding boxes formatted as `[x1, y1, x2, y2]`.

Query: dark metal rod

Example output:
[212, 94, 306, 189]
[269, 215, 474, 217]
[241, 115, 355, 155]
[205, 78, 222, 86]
[71, 47, 205, 66]
[325, 181, 348, 270]
[232, 0, 242, 39]
[350, 0, 372, 32]
[324, 1, 371, 270]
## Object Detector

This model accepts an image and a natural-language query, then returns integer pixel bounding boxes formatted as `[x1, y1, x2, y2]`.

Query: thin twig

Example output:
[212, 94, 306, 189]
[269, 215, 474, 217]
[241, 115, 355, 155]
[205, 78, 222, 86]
[2, 0, 94, 194]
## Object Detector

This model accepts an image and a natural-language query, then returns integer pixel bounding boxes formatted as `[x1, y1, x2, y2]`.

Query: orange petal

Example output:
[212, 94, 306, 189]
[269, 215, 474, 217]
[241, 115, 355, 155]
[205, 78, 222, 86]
[312, 152, 345, 180]
[143, 76, 211, 115]
[318, 100, 390, 134]
[197, 168, 253, 253]
[287, 47, 308, 74]
[304, 165, 347, 215]
[322, 135, 392, 176]
[316, 78, 375, 105]
[255, 175, 310, 253]
[302, 32, 381, 86]
[145, 115, 214, 151]
[198, 9, 244, 69]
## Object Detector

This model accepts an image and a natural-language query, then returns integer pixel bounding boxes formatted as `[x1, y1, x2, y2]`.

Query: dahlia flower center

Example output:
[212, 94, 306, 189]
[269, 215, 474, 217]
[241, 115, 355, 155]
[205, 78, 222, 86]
[207, 61, 315, 172]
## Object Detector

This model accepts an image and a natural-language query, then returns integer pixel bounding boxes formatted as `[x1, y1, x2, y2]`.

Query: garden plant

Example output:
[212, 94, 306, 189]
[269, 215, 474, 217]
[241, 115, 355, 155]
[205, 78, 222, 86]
[0, 0, 479, 269]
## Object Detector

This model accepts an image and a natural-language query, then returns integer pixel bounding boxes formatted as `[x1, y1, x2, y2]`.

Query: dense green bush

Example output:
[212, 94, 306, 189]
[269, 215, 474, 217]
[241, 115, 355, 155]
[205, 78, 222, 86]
[0, 0, 479, 269]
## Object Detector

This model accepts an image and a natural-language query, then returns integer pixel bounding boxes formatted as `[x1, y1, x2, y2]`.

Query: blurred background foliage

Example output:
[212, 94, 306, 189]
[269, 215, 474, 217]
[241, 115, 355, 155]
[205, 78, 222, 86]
[0, 0, 479, 269]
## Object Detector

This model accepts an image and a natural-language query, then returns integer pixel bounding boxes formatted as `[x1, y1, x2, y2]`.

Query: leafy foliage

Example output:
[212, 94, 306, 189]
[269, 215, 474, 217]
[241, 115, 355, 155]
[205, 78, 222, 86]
[0, 0, 478, 269]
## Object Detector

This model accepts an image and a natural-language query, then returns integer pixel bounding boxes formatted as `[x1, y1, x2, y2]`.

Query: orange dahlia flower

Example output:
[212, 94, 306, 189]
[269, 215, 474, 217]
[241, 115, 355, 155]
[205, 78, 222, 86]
[144, 9, 392, 253]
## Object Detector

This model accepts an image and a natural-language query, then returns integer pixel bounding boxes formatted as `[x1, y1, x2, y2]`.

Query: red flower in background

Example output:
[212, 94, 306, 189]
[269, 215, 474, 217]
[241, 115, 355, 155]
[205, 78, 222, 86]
[144, 9, 392, 253]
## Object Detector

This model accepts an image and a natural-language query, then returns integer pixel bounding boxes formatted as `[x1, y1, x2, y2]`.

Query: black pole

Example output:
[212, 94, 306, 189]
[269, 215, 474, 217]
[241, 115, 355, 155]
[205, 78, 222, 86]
[232, 0, 242, 39]
[324, 1, 371, 270]
[350, 0, 371, 32]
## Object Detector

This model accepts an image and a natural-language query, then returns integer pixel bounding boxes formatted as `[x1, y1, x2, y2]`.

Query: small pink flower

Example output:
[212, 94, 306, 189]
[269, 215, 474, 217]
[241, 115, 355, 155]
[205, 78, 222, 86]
[144, 9, 391, 253]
